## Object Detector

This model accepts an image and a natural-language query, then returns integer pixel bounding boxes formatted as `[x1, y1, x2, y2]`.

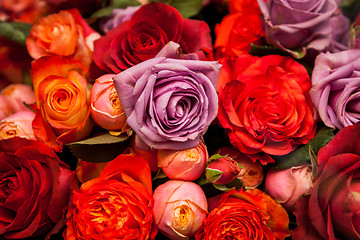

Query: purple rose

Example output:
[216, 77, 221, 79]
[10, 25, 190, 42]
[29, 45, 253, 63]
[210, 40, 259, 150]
[257, 0, 350, 58]
[310, 49, 360, 129]
[100, 6, 140, 33]
[113, 42, 220, 150]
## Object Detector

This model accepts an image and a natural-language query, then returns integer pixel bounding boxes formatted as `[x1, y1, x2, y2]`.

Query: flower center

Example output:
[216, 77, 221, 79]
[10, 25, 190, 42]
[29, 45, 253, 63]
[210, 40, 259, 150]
[173, 205, 193, 231]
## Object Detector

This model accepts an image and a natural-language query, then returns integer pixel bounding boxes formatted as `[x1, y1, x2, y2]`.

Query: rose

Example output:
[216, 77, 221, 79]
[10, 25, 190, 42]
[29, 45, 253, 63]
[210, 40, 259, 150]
[64, 154, 157, 240]
[89, 74, 128, 132]
[214, 2, 264, 58]
[128, 135, 159, 172]
[0, 83, 36, 113]
[195, 188, 291, 239]
[31, 56, 93, 150]
[26, 8, 100, 69]
[216, 146, 265, 188]
[217, 54, 316, 155]
[293, 122, 360, 240]
[257, 0, 349, 58]
[0, 111, 36, 140]
[0, 95, 11, 120]
[153, 180, 208, 240]
[0, 0, 48, 23]
[351, 12, 360, 48]
[157, 140, 208, 181]
[0, 137, 73, 239]
[100, 6, 140, 33]
[310, 49, 360, 129]
[265, 164, 313, 211]
[93, 2, 213, 73]
[113, 43, 220, 150]
[205, 155, 241, 185]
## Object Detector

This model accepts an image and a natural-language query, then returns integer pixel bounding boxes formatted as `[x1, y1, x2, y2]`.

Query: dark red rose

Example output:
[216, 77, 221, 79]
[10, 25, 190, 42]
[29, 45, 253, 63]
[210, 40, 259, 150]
[293, 122, 360, 240]
[93, 2, 213, 73]
[0, 137, 74, 239]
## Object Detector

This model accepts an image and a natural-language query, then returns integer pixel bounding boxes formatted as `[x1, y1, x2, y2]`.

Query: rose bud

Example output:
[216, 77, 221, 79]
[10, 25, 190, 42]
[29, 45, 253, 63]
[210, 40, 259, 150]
[0, 111, 36, 140]
[265, 164, 313, 211]
[153, 180, 208, 240]
[216, 146, 264, 188]
[90, 74, 129, 132]
[0, 83, 36, 113]
[157, 140, 208, 181]
[0, 95, 11, 120]
[205, 155, 241, 185]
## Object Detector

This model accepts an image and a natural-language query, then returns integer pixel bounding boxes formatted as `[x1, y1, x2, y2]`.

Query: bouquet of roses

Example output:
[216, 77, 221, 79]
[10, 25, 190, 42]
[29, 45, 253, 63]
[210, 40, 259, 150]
[1, 0, 360, 239]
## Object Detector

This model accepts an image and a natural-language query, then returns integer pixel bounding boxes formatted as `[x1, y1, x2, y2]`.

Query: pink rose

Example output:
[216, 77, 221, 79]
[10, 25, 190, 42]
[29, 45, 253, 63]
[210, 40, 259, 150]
[265, 164, 313, 211]
[157, 140, 208, 181]
[0, 83, 35, 113]
[153, 180, 208, 240]
[0, 111, 36, 140]
[90, 74, 128, 132]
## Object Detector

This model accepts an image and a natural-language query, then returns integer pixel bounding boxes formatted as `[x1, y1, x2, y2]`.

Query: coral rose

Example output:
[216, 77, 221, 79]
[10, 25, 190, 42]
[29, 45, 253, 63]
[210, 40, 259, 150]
[31, 56, 93, 150]
[217, 54, 316, 155]
[293, 122, 360, 240]
[0, 137, 74, 239]
[93, 2, 213, 73]
[0, 83, 36, 113]
[195, 188, 291, 239]
[26, 8, 100, 69]
[64, 154, 157, 240]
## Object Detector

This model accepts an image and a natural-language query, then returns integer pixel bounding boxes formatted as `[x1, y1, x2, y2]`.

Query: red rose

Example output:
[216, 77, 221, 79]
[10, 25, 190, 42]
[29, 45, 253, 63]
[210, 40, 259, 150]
[64, 154, 157, 240]
[217, 54, 316, 155]
[293, 123, 360, 240]
[0, 137, 74, 239]
[195, 188, 291, 239]
[93, 2, 213, 73]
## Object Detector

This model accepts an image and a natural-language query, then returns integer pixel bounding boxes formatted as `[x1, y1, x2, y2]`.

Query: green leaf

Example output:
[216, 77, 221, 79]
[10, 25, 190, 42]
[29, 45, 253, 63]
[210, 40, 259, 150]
[208, 153, 225, 162]
[212, 178, 243, 192]
[69, 132, 131, 162]
[149, 0, 203, 18]
[91, 6, 117, 18]
[0, 22, 32, 46]
[272, 126, 334, 170]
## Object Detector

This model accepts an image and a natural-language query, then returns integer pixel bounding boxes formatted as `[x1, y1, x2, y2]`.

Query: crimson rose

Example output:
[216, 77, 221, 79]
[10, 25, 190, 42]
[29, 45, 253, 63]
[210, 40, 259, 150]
[0, 137, 73, 239]
[294, 122, 360, 240]
[93, 2, 212, 73]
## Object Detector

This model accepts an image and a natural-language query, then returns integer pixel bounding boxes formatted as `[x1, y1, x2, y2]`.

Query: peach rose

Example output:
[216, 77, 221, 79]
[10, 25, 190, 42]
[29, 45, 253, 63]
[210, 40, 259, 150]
[0, 111, 36, 140]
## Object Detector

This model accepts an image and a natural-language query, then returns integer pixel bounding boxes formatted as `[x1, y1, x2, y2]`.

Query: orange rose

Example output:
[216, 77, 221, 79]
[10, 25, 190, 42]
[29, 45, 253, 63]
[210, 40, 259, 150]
[31, 56, 92, 150]
[214, 12, 264, 58]
[26, 8, 99, 69]
[217, 54, 316, 155]
[195, 188, 291, 240]
[65, 154, 157, 240]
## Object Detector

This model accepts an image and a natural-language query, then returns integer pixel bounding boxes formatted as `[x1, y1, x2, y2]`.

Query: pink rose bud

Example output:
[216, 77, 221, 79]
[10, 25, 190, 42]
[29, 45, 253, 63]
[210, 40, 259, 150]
[90, 74, 129, 132]
[153, 180, 208, 240]
[216, 146, 264, 188]
[157, 140, 208, 181]
[205, 155, 241, 185]
[0, 83, 36, 113]
[0, 95, 11, 120]
[0, 111, 36, 140]
[265, 164, 313, 211]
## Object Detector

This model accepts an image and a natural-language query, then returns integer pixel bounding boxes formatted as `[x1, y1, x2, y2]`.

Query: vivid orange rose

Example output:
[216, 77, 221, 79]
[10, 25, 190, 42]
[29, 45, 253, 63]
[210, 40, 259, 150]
[195, 188, 291, 239]
[31, 56, 92, 151]
[64, 154, 157, 240]
[26, 8, 99, 69]
[217, 54, 316, 155]
[214, 2, 264, 58]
